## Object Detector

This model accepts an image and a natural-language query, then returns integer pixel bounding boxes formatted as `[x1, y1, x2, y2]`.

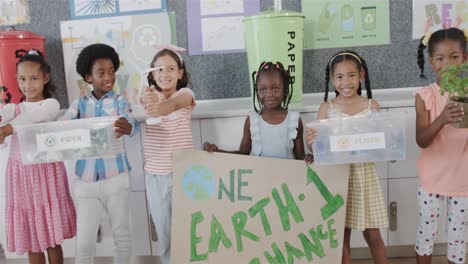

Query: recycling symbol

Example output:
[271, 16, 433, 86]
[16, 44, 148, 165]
[45, 136, 56, 147]
[138, 28, 158, 47]
[365, 13, 374, 24]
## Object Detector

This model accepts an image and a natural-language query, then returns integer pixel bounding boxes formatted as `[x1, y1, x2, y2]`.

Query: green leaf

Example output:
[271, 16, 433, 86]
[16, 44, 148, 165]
[439, 62, 468, 99]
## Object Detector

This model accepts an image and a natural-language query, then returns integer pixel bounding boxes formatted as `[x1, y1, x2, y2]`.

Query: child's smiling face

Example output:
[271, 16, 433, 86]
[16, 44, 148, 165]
[256, 71, 285, 110]
[86, 58, 116, 98]
[17, 61, 49, 102]
[151, 54, 184, 93]
[331, 60, 365, 98]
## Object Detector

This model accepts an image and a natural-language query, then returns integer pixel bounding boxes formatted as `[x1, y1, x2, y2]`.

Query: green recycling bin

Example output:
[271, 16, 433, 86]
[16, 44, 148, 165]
[243, 11, 305, 103]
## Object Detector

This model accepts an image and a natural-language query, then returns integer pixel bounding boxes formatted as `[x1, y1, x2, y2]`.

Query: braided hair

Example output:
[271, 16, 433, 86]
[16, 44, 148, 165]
[417, 28, 467, 79]
[251, 61, 293, 113]
[324, 50, 372, 101]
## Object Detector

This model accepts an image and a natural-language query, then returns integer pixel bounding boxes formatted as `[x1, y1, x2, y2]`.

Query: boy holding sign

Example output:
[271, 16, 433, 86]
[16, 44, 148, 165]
[59, 43, 138, 264]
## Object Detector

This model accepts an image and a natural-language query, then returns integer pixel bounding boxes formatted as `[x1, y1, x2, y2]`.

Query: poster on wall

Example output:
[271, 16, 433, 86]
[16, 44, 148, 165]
[172, 150, 349, 263]
[60, 12, 176, 108]
[412, 0, 467, 39]
[69, 0, 167, 19]
[302, 0, 390, 49]
[187, 0, 260, 55]
[0, 0, 30, 26]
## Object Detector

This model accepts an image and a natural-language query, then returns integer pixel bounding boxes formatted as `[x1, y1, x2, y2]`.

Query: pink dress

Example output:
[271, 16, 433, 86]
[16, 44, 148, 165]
[415, 83, 468, 197]
[5, 104, 77, 254]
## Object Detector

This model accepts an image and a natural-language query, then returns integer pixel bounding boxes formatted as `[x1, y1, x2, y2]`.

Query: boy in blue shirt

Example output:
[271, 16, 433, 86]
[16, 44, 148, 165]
[60, 43, 137, 264]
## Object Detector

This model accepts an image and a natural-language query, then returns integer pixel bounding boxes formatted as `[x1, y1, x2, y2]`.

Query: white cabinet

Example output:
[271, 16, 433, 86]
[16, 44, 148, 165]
[386, 108, 451, 247]
[387, 107, 419, 179]
[191, 119, 202, 150]
[387, 177, 448, 246]
[200, 117, 246, 150]
[388, 177, 418, 246]
[125, 128, 145, 191]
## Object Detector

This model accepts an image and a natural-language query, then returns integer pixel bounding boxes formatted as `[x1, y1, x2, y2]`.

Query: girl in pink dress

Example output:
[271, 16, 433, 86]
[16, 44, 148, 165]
[0, 49, 76, 263]
[414, 28, 467, 264]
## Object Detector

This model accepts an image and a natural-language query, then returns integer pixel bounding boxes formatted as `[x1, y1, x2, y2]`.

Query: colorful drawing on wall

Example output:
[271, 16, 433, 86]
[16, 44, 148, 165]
[69, 0, 167, 19]
[72, 0, 116, 17]
[172, 150, 350, 263]
[0, 0, 30, 26]
[187, 0, 260, 55]
[302, 0, 390, 49]
[412, 0, 467, 39]
[60, 12, 176, 108]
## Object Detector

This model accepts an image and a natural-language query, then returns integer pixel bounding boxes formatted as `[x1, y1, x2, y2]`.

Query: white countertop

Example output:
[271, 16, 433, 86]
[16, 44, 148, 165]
[132, 87, 419, 120]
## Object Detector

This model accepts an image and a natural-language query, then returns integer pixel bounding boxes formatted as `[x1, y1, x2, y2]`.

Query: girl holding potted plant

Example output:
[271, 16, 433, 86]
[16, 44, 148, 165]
[414, 27, 468, 264]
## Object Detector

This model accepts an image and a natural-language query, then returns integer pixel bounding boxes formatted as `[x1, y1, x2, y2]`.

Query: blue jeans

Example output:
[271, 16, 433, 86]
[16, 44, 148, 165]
[145, 173, 172, 264]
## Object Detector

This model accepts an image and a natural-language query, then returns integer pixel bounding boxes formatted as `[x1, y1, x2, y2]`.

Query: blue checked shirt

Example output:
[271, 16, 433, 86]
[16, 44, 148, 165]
[60, 91, 139, 182]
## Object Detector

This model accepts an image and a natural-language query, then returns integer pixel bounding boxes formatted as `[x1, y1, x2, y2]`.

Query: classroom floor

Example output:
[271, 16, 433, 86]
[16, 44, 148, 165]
[6, 255, 465, 263]
[354, 255, 461, 263]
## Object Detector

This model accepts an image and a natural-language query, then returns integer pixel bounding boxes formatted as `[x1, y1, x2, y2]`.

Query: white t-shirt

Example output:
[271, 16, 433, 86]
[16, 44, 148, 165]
[0, 98, 60, 130]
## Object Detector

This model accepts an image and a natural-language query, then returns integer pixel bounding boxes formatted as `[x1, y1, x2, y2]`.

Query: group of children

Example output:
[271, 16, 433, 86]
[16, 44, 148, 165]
[0, 27, 466, 264]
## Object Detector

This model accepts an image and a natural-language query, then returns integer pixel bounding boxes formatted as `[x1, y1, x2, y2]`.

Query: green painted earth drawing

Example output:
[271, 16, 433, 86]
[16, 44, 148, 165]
[182, 165, 216, 201]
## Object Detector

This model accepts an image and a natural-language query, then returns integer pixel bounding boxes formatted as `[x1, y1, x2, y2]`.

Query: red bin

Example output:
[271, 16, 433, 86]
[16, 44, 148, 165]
[0, 29, 45, 104]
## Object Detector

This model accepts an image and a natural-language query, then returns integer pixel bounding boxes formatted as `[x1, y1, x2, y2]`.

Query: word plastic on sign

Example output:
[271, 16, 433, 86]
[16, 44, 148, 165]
[307, 111, 406, 165]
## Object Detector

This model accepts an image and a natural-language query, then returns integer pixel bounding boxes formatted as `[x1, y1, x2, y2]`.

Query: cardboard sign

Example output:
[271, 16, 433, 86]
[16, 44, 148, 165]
[172, 150, 349, 264]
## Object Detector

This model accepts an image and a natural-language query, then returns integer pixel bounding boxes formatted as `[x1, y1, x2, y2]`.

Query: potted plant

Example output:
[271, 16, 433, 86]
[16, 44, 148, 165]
[439, 62, 468, 128]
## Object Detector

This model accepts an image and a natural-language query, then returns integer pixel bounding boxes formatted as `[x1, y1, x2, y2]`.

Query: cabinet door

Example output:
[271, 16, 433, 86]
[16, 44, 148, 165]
[200, 117, 246, 150]
[388, 178, 448, 246]
[388, 178, 418, 246]
[388, 107, 419, 179]
[350, 179, 389, 248]
[125, 127, 145, 191]
[191, 119, 202, 150]
[61, 237, 76, 258]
